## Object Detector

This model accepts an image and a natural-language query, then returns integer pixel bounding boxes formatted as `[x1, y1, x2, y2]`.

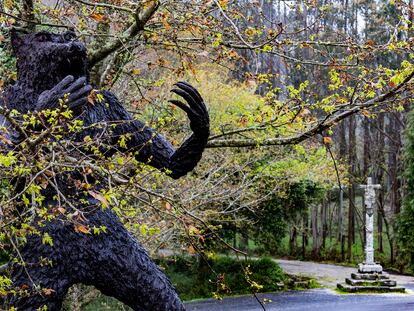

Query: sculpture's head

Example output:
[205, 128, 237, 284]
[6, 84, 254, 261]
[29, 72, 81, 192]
[10, 29, 89, 82]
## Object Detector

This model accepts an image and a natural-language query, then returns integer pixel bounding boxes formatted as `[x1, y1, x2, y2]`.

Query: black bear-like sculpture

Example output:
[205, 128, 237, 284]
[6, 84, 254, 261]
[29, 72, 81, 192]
[0, 29, 209, 310]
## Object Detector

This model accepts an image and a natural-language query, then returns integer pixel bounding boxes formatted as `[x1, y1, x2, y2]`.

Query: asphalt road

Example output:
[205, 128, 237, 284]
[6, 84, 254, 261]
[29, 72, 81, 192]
[185, 287, 414, 311]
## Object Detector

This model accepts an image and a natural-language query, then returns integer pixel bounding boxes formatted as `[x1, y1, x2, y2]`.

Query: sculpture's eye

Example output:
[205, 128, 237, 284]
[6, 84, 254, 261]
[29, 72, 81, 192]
[35, 33, 50, 42]
[63, 32, 77, 42]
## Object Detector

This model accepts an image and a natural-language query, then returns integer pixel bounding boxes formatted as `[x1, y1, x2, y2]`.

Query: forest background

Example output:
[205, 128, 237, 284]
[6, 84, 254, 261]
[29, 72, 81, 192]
[2, 0, 414, 309]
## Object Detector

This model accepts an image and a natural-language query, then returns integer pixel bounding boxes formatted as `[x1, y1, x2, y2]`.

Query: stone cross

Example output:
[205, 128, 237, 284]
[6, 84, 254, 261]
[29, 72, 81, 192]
[359, 177, 382, 273]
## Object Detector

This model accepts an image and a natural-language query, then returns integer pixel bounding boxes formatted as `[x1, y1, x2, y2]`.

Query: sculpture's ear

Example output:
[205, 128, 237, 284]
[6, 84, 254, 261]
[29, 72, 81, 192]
[10, 28, 28, 54]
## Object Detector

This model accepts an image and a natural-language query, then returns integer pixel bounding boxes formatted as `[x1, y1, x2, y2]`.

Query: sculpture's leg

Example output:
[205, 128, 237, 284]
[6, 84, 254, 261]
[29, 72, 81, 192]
[8, 228, 72, 311]
[83, 209, 185, 311]
[8, 208, 184, 311]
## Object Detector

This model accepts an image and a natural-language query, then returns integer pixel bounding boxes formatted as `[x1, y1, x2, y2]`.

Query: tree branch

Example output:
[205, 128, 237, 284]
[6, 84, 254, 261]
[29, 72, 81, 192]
[88, 0, 160, 66]
[206, 70, 414, 148]
[0, 11, 70, 28]
[70, 0, 134, 13]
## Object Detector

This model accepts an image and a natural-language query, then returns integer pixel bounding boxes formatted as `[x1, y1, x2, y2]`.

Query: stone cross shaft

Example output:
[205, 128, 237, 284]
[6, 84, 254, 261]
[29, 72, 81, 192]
[359, 177, 381, 272]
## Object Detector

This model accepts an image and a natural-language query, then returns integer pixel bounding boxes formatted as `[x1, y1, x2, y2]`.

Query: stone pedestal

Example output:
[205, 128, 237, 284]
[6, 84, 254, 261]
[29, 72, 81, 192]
[337, 271, 405, 293]
[358, 263, 383, 273]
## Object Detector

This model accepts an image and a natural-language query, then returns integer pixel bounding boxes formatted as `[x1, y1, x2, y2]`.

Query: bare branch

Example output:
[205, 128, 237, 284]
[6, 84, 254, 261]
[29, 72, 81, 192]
[88, 0, 160, 66]
[69, 0, 134, 13]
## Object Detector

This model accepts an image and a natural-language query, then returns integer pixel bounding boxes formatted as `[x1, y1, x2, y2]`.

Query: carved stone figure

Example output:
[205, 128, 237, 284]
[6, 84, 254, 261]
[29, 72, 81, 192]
[0, 29, 209, 311]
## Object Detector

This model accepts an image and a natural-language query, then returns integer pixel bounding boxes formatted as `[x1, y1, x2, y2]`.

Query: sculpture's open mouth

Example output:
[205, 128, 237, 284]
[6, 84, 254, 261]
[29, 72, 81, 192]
[61, 55, 88, 79]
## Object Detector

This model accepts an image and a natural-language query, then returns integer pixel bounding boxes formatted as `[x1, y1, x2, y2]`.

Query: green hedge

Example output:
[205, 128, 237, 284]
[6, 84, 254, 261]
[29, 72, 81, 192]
[156, 255, 287, 301]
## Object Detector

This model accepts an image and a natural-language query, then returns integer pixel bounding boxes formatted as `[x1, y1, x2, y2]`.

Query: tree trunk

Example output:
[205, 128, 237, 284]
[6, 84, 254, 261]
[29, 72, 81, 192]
[302, 215, 308, 258]
[290, 226, 297, 256]
[347, 115, 356, 261]
[312, 205, 318, 258]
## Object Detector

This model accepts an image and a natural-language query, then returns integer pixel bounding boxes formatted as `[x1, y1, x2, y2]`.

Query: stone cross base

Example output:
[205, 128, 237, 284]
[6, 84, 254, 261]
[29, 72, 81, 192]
[337, 270, 405, 293]
[358, 263, 383, 273]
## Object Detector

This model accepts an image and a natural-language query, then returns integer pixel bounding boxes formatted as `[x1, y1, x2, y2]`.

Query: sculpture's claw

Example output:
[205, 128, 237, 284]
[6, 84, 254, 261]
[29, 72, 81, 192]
[174, 82, 204, 107]
[169, 82, 209, 139]
[168, 99, 192, 115]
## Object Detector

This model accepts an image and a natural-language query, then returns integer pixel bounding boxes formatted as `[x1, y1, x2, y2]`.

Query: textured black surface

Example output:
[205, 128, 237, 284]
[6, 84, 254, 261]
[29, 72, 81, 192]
[0, 30, 210, 310]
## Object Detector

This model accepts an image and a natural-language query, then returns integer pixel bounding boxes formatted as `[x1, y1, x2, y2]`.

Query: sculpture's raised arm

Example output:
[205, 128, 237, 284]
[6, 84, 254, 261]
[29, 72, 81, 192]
[82, 82, 210, 179]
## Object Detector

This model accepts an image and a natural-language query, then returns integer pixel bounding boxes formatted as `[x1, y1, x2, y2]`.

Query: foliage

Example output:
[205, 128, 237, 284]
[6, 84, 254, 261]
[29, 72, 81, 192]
[251, 179, 326, 254]
[0, 29, 16, 90]
[156, 255, 287, 301]
[398, 104, 414, 273]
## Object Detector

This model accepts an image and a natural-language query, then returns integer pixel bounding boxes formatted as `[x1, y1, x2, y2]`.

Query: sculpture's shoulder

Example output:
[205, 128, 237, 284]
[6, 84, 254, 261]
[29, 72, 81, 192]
[88, 89, 132, 121]
[0, 84, 27, 111]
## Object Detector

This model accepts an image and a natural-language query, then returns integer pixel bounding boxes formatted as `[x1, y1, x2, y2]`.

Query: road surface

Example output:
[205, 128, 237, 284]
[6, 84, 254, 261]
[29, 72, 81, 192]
[186, 287, 414, 311]
[186, 259, 414, 311]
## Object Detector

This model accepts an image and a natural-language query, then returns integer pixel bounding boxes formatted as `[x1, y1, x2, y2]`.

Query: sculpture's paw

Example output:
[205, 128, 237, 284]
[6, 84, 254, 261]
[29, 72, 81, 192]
[169, 82, 210, 140]
[36, 75, 92, 111]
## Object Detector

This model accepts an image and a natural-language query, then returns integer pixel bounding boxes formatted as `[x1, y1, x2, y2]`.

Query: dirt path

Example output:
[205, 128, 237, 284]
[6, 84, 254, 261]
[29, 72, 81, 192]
[276, 259, 414, 288]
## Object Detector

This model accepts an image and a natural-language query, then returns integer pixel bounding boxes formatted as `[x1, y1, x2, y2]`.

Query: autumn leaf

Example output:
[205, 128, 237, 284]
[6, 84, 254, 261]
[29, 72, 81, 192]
[188, 245, 196, 254]
[162, 18, 171, 30]
[90, 13, 107, 23]
[365, 39, 374, 47]
[0, 135, 12, 145]
[87, 91, 96, 105]
[75, 224, 91, 234]
[42, 288, 56, 296]
[323, 137, 332, 145]
[361, 110, 370, 117]
[188, 62, 197, 75]
[45, 170, 55, 177]
[39, 177, 49, 189]
[239, 116, 248, 126]
[88, 190, 109, 207]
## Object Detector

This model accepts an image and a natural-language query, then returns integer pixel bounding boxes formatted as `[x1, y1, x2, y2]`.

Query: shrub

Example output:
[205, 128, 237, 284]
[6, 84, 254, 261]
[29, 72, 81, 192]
[156, 255, 287, 301]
